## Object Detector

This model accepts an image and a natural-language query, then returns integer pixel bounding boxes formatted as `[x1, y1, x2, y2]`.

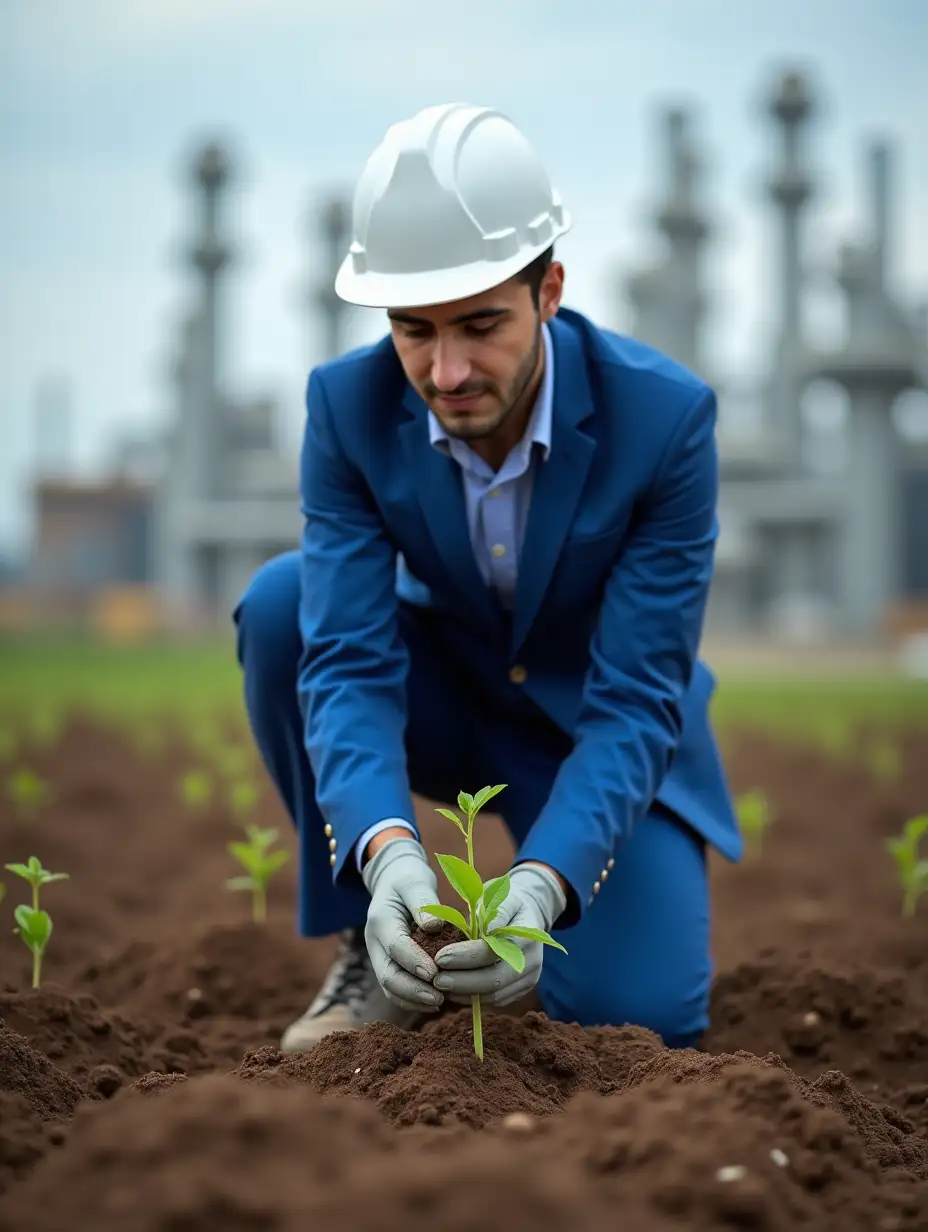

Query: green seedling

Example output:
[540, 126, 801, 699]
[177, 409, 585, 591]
[422, 785, 567, 1063]
[885, 815, 928, 919]
[226, 824, 290, 923]
[868, 739, 902, 787]
[736, 789, 774, 856]
[229, 778, 259, 821]
[7, 768, 51, 819]
[4, 856, 69, 988]
[179, 770, 213, 810]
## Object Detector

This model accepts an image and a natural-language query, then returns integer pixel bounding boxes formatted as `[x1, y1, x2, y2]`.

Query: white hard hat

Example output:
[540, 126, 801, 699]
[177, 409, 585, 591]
[334, 103, 571, 309]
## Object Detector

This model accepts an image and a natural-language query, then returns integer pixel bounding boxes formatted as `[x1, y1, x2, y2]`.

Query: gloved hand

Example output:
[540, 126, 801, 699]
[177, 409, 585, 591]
[431, 863, 567, 1007]
[361, 837, 446, 1014]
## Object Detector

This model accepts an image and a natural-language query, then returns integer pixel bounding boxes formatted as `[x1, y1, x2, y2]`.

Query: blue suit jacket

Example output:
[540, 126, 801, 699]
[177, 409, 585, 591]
[297, 307, 742, 925]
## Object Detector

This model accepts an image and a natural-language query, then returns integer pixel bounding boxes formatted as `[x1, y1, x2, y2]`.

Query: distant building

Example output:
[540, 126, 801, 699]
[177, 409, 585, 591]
[15, 478, 157, 628]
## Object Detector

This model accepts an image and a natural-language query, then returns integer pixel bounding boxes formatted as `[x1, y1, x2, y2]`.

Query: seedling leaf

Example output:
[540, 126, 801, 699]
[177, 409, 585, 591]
[494, 924, 568, 954]
[481, 874, 510, 927]
[14, 904, 52, 948]
[436, 853, 484, 908]
[420, 903, 470, 933]
[473, 784, 507, 812]
[227, 876, 256, 891]
[485, 934, 525, 972]
[435, 807, 466, 833]
[457, 791, 475, 815]
[263, 850, 290, 875]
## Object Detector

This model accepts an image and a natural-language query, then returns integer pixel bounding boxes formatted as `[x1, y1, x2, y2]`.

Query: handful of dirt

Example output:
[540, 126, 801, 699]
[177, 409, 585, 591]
[412, 922, 467, 963]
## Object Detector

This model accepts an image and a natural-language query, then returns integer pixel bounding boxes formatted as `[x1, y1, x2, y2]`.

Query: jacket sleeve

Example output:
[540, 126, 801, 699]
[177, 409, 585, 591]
[297, 368, 418, 886]
[515, 387, 719, 925]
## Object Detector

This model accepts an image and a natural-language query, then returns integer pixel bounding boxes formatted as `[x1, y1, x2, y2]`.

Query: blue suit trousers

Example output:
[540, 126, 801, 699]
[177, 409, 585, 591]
[234, 550, 712, 1047]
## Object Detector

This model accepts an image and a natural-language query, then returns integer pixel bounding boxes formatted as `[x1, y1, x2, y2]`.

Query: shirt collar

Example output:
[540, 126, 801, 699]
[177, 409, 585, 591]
[427, 322, 554, 462]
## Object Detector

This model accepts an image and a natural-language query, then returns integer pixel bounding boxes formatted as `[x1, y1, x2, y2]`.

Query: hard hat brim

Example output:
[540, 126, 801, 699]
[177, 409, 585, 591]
[333, 224, 570, 309]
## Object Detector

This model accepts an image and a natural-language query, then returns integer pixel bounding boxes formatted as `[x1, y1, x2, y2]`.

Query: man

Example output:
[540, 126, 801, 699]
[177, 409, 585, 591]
[234, 103, 742, 1053]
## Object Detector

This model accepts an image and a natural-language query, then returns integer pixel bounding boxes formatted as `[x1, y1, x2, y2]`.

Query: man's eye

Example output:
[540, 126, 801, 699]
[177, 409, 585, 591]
[403, 328, 429, 340]
[467, 322, 500, 337]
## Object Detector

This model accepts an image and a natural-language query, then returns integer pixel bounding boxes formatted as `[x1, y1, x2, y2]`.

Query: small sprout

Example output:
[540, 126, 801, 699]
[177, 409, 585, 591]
[226, 824, 290, 923]
[13, 906, 54, 990]
[229, 778, 259, 821]
[4, 856, 69, 988]
[885, 815, 928, 919]
[7, 768, 52, 819]
[179, 770, 213, 810]
[423, 785, 567, 1063]
[868, 739, 902, 787]
[736, 789, 773, 856]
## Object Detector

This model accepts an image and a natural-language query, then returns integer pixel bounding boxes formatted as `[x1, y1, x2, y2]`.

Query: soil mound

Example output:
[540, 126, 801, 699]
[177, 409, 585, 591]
[233, 1007, 665, 1127]
[625, 1046, 928, 1178]
[0, 984, 236, 1091]
[0, 1024, 82, 1194]
[706, 956, 928, 1135]
[80, 920, 332, 1029]
[4, 1055, 926, 1232]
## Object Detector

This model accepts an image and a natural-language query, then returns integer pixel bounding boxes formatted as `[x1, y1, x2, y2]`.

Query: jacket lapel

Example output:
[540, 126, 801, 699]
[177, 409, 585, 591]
[399, 390, 501, 628]
[510, 316, 596, 653]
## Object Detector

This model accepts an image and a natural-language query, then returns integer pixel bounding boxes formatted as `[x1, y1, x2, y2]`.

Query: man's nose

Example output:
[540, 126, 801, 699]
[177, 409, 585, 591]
[430, 338, 472, 392]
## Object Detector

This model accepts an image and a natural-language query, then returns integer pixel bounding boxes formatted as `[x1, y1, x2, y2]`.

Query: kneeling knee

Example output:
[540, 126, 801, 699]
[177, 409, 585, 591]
[233, 550, 301, 679]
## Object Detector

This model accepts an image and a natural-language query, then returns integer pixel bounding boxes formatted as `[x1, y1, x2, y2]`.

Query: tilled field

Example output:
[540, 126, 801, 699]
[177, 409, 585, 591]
[0, 717, 926, 1231]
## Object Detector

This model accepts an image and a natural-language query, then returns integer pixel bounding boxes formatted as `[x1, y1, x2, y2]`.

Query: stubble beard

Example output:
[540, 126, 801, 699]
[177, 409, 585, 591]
[436, 321, 543, 443]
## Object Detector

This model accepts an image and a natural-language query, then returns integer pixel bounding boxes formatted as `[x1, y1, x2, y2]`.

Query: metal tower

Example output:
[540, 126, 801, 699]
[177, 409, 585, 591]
[188, 142, 234, 500]
[310, 195, 353, 362]
[626, 107, 710, 375]
[816, 142, 919, 633]
[765, 70, 816, 472]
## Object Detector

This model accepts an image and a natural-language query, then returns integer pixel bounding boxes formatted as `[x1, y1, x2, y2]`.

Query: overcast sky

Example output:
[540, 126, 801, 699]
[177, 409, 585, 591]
[2, 0, 927, 554]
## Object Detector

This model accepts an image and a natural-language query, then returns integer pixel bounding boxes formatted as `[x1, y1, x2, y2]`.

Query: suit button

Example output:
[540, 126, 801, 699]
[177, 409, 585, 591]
[592, 881, 601, 895]
[328, 838, 337, 852]
[607, 858, 615, 871]
[509, 665, 527, 684]
[329, 853, 337, 866]
[600, 869, 608, 882]
[324, 823, 333, 838]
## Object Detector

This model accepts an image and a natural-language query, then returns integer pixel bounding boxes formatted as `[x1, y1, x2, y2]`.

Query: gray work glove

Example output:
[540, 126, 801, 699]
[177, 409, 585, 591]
[431, 863, 567, 1006]
[361, 837, 445, 1014]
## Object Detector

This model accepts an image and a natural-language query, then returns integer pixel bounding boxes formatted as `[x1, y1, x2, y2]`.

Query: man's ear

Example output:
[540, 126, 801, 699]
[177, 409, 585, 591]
[539, 261, 565, 323]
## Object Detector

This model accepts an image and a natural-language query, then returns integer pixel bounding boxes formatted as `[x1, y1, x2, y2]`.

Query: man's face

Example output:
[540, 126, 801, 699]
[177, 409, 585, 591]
[387, 262, 564, 444]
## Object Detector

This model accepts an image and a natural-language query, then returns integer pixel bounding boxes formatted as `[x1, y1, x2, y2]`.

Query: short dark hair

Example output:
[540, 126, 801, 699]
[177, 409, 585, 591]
[516, 245, 554, 307]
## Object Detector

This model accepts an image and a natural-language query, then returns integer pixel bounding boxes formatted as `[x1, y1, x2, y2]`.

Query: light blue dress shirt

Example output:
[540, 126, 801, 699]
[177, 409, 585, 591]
[355, 324, 555, 869]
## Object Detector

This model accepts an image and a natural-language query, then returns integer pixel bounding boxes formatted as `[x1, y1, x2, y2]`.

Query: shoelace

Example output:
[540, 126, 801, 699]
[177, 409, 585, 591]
[312, 927, 373, 1013]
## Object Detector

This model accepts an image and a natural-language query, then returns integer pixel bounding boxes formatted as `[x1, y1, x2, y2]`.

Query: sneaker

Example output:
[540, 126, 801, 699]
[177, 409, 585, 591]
[279, 926, 424, 1052]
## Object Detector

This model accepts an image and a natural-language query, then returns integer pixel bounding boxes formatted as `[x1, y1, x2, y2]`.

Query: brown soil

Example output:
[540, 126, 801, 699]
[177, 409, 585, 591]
[0, 716, 926, 1230]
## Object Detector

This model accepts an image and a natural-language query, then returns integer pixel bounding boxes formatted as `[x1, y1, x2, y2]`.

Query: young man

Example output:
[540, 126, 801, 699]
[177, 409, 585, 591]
[234, 103, 741, 1053]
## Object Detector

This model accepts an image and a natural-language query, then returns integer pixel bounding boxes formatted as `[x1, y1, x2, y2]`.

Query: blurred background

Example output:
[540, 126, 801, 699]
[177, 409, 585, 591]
[2, 0, 927, 673]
